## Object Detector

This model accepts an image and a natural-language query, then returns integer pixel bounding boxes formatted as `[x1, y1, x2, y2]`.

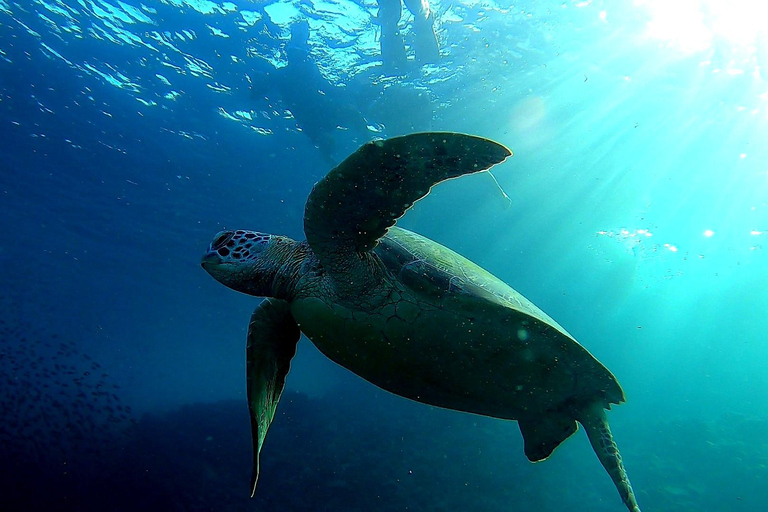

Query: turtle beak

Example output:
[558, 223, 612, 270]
[201, 251, 223, 269]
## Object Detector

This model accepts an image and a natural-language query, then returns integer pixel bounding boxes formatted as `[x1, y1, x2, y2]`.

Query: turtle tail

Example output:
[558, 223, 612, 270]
[576, 402, 642, 512]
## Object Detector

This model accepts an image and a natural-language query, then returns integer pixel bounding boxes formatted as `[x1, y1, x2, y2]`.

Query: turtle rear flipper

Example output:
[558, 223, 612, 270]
[303, 132, 511, 292]
[518, 413, 578, 462]
[246, 298, 301, 497]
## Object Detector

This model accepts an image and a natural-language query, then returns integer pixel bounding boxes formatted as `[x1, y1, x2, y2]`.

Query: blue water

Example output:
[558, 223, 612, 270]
[1, 0, 767, 510]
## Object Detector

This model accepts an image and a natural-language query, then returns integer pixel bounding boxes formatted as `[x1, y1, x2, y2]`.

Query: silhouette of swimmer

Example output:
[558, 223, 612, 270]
[377, 0, 439, 71]
[250, 20, 369, 165]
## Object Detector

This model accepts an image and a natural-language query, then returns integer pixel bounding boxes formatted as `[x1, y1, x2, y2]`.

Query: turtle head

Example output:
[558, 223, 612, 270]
[202, 230, 300, 299]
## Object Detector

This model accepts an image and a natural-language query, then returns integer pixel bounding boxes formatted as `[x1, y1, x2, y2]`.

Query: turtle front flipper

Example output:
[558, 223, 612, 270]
[304, 132, 511, 291]
[246, 298, 301, 497]
[576, 403, 642, 512]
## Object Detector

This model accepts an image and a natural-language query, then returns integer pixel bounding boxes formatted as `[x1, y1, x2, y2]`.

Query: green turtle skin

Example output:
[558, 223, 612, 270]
[202, 132, 642, 512]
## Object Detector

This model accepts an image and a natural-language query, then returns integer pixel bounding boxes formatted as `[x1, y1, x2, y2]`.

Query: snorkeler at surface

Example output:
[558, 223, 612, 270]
[249, 19, 369, 165]
[244, 6, 437, 161]
[377, 0, 439, 71]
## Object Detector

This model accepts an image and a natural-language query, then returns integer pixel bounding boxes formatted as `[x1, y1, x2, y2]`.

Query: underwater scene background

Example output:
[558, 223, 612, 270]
[1, 0, 767, 510]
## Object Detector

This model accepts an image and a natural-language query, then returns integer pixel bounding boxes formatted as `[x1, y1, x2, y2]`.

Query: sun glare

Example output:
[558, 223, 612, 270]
[635, 0, 768, 59]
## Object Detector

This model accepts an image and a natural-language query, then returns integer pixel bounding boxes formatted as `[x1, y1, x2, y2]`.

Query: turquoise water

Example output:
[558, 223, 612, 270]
[1, 0, 767, 510]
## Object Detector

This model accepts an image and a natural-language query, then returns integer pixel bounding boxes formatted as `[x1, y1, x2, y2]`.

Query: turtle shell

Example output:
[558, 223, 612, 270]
[376, 226, 571, 338]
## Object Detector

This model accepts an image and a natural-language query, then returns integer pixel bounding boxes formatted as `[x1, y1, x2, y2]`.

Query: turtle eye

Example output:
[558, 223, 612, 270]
[211, 231, 234, 250]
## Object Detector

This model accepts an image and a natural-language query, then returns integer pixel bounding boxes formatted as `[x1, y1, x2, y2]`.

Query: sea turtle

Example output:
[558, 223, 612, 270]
[201, 132, 642, 512]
